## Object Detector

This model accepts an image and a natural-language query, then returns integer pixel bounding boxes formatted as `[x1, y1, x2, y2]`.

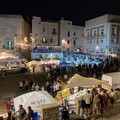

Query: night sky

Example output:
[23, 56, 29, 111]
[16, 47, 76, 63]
[0, 0, 120, 26]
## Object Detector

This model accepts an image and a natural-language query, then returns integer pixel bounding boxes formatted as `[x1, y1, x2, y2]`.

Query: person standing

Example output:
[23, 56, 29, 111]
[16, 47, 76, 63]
[7, 111, 16, 120]
[19, 80, 23, 91]
[17, 104, 26, 120]
[10, 97, 14, 111]
[62, 106, 69, 120]
[83, 90, 92, 119]
[109, 89, 115, 109]
[27, 106, 34, 120]
[6, 99, 11, 112]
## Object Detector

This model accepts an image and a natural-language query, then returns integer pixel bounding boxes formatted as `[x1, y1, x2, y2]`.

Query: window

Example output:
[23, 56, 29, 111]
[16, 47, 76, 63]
[86, 40, 90, 44]
[73, 40, 76, 46]
[92, 40, 96, 44]
[92, 29, 97, 36]
[42, 37, 46, 43]
[100, 48, 103, 52]
[67, 31, 70, 37]
[74, 32, 76, 36]
[68, 22, 70, 25]
[101, 29, 104, 35]
[67, 40, 69, 44]
[50, 38, 52, 43]
[109, 48, 112, 53]
[86, 31, 90, 37]
[112, 25, 116, 35]
[6, 40, 13, 50]
[118, 48, 120, 52]
[43, 28, 45, 32]
[52, 28, 56, 34]
[99, 26, 104, 35]
[111, 38, 116, 44]
[100, 39, 103, 43]
[112, 28, 116, 35]
[94, 31, 96, 36]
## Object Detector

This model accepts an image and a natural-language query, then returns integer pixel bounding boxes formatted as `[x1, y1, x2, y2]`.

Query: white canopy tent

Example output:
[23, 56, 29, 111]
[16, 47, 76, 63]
[39, 59, 60, 65]
[26, 60, 40, 67]
[102, 72, 120, 89]
[0, 57, 21, 63]
[13, 91, 58, 112]
[64, 74, 104, 89]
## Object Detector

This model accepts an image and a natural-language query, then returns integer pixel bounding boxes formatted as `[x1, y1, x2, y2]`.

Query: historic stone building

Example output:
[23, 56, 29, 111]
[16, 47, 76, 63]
[31, 16, 59, 49]
[60, 18, 84, 52]
[0, 15, 30, 58]
[31, 16, 84, 52]
[84, 14, 120, 55]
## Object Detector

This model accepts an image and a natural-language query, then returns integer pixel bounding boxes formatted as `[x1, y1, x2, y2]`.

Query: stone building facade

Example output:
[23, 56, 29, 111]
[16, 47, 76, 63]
[84, 14, 120, 55]
[0, 15, 30, 58]
[31, 16, 84, 52]
[59, 18, 84, 52]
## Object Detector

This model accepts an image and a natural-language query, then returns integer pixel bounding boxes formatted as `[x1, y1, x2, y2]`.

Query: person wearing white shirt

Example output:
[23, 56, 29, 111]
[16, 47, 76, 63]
[34, 84, 40, 91]
[83, 90, 92, 119]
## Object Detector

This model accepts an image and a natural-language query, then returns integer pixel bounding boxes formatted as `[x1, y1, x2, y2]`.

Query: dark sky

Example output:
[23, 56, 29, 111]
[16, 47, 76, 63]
[0, 0, 120, 26]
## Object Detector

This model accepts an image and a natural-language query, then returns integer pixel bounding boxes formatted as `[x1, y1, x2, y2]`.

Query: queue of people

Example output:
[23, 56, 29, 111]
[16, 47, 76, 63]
[79, 87, 115, 120]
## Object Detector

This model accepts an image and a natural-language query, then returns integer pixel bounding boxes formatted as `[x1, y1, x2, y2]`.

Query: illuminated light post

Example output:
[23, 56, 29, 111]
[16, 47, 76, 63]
[31, 37, 35, 49]
[95, 45, 99, 53]
[24, 37, 28, 43]
[62, 39, 67, 51]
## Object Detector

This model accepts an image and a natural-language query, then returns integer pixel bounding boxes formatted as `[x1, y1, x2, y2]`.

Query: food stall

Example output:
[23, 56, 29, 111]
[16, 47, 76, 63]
[62, 74, 105, 114]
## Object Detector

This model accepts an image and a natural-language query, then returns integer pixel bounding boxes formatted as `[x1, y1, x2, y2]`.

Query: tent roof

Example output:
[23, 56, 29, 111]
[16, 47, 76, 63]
[0, 57, 21, 63]
[103, 72, 120, 76]
[102, 72, 120, 84]
[13, 91, 58, 112]
[26, 60, 40, 67]
[64, 74, 104, 89]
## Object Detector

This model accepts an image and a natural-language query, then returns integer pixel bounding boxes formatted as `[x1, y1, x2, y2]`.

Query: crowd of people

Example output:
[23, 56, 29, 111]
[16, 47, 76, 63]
[3, 54, 120, 120]
[79, 86, 115, 120]
[6, 104, 35, 120]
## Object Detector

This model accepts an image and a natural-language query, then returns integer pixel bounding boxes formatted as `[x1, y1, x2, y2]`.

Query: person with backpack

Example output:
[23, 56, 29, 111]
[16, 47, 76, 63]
[17, 104, 26, 120]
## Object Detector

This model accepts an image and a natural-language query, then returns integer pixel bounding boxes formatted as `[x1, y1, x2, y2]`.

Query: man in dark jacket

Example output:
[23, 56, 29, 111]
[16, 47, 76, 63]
[27, 106, 34, 120]
[62, 106, 69, 120]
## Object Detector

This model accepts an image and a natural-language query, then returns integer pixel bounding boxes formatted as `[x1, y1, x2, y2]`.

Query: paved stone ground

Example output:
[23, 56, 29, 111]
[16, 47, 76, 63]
[0, 72, 46, 115]
[69, 101, 120, 120]
[0, 72, 120, 120]
[97, 101, 120, 120]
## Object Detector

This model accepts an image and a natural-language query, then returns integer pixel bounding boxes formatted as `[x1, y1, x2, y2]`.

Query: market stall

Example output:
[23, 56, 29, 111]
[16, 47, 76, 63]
[62, 74, 105, 114]
[102, 72, 120, 89]
[13, 91, 59, 113]
[26, 60, 41, 73]
[64, 74, 104, 89]
[0, 56, 25, 71]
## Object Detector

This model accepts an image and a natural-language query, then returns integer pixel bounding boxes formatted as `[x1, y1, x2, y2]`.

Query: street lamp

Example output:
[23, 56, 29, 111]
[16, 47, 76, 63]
[95, 45, 99, 53]
[62, 39, 67, 52]
[96, 45, 99, 50]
